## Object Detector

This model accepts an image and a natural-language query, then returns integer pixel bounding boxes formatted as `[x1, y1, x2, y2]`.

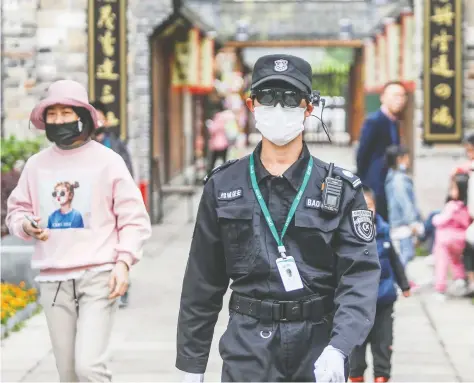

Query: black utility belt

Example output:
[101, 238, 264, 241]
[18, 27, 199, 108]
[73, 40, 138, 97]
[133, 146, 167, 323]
[229, 293, 333, 322]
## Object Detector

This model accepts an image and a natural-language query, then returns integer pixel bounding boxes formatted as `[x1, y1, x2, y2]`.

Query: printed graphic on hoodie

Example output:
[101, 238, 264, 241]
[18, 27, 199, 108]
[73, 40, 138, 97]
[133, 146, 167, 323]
[39, 173, 92, 230]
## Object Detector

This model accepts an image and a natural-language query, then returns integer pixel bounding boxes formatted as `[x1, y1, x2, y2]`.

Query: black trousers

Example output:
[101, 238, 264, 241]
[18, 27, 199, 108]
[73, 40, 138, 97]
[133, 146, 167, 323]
[350, 303, 394, 379]
[464, 242, 474, 272]
[208, 149, 228, 173]
[376, 192, 389, 222]
[219, 312, 349, 382]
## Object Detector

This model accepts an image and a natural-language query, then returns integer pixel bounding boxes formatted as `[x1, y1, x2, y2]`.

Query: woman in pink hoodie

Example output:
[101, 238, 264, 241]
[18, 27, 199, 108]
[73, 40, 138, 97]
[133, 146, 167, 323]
[432, 173, 470, 299]
[206, 104, 232, 173]
[6, 80, 151, 381]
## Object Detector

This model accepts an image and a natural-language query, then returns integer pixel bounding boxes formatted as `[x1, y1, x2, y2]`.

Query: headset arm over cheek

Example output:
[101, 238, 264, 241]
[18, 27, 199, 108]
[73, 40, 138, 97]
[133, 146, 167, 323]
[329, 189, 381, 357]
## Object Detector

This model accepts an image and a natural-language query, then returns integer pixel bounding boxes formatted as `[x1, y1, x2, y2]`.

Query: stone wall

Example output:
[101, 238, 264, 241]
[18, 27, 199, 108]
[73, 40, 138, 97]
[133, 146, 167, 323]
[2, 0, 40, 141]
[127, 0, 172, 181]
[1, 0, 173, 182]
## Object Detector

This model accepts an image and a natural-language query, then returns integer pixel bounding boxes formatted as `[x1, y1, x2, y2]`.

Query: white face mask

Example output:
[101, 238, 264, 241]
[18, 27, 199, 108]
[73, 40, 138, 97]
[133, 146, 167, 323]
[254, 105, 306, 146]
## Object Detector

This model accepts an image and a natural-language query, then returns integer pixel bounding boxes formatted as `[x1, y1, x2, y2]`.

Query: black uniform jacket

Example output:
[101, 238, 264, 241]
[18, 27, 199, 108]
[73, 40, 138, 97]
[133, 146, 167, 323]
[176, 142, 381, 373]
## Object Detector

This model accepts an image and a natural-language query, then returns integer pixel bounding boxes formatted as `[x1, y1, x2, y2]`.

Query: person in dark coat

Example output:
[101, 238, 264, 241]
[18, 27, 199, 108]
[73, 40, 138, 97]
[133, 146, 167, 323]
[356, 82, 407, 221]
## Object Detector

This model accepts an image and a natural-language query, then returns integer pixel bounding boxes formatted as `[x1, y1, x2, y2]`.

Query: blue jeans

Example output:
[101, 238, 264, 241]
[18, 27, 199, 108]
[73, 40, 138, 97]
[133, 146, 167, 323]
[395, 237, 416, 268]
[421, 210, 441, 254]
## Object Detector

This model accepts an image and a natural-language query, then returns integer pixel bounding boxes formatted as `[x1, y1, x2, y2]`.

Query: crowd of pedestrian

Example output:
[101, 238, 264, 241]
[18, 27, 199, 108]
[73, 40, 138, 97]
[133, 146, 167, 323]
[357, 82, 474, 303]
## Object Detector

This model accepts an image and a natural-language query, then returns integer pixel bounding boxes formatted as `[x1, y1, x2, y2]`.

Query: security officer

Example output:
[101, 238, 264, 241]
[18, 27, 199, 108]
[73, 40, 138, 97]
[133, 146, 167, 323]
[176, 54, 381, 382]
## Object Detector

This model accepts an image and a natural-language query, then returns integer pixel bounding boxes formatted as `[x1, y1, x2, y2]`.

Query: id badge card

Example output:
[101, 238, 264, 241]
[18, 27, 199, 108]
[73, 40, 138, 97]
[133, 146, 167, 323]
[276, 256, 304, 292]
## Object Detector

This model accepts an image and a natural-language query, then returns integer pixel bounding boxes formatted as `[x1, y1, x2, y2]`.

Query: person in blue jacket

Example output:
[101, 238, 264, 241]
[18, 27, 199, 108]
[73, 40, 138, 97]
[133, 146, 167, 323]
[356, 81, 407, 221]
[349, 185, 411, 383]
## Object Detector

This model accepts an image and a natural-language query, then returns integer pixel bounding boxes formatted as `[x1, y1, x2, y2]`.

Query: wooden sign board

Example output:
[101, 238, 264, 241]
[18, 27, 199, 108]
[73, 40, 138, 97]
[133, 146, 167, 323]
[423, 0, 463, 143]
[88, 0, 128, 140]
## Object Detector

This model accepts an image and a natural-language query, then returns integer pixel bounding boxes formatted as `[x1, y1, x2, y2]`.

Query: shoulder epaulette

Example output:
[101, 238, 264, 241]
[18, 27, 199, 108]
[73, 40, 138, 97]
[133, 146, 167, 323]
[203, 159, 238, 184]
[333, 167, 362, 189]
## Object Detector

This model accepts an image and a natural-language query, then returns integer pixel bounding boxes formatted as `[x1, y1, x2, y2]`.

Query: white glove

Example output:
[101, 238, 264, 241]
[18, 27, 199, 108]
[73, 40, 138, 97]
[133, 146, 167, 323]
[183, 373, 204, 382]
[313, 345, 346, 383]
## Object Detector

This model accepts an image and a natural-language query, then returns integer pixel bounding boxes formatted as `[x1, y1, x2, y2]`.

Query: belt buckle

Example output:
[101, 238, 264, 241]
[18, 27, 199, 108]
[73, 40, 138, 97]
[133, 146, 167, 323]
[280, 301, 301, 321]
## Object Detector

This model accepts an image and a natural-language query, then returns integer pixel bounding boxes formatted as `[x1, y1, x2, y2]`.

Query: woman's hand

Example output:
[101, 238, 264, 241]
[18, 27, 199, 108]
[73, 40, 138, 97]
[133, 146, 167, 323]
[108, 261, 129, 299]
[22, 216, 49, 241]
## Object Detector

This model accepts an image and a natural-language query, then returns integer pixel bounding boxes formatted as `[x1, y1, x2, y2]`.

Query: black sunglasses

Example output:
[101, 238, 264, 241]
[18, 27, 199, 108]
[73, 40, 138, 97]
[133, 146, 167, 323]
[251, 88, 310, 108]
[52, 191, 66, 198]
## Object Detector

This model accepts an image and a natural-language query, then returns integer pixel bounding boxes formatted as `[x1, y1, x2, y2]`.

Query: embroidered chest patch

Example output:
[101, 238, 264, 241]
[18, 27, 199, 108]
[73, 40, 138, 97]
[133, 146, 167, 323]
[217, 188, 243, 201]
[305, 198, 321, 209]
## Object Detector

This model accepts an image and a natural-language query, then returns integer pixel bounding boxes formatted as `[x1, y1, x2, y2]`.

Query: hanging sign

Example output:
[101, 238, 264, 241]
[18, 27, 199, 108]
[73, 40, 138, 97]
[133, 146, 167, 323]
[171, 28, 200, 92]
[423, 0, 462, 143]
[88, 0, 128, 140]
[197, 36, 215, 94]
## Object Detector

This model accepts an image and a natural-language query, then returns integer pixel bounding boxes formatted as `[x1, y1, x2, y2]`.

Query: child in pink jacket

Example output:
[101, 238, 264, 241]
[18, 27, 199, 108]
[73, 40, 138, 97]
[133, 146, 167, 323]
[433, 173, 470, 299]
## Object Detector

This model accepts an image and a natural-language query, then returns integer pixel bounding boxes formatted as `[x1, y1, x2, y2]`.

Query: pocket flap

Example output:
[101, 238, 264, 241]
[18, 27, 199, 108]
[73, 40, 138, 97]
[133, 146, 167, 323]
[295, 210, 340, 232]
[217, 204, 254, 220]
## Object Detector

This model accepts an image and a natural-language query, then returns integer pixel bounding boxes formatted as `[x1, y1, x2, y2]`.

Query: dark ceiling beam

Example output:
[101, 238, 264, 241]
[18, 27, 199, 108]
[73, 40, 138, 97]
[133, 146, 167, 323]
[224, 39, 364, 48]
[173, 0, 183, 13]
[218, 0, 367, 3]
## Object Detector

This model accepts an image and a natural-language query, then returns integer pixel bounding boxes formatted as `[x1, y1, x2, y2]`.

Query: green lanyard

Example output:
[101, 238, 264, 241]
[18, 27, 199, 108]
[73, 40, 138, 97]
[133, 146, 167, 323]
[249, 153, 313, 258]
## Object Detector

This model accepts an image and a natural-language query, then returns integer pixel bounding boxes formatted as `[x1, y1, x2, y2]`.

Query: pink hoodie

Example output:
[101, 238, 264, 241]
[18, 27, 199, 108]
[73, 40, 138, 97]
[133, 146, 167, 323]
[208, 111, 231, 151]
[433, 200, 471, 251]
[6, 141, 151, 276]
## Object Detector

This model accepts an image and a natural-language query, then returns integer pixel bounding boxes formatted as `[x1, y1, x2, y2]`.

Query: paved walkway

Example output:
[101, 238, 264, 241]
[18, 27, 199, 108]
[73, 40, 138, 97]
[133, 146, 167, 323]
[2, 146, 473, 382]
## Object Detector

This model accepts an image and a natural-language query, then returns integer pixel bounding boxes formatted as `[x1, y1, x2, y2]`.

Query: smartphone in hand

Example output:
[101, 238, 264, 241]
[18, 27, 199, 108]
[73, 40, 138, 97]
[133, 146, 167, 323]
[24, 215, 39, 229]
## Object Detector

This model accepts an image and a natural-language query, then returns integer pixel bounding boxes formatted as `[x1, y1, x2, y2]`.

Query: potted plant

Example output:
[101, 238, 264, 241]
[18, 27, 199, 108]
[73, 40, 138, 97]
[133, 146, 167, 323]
[1, 136, 43, 237]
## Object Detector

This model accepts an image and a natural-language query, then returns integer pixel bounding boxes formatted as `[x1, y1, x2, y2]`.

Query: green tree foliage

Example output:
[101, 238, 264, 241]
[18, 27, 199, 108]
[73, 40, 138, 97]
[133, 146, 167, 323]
[312, 64, 350, 96]
[1, 136, 43, 173]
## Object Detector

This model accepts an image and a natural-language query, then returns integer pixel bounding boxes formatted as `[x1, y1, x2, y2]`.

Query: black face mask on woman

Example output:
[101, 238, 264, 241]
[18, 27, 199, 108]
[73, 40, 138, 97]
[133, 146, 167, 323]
[45, 120, 84, 146]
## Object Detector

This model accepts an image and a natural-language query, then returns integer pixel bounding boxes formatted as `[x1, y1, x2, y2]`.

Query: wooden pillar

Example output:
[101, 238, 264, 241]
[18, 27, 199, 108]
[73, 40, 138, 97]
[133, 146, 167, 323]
[348, 47, 365, 143]
[400, 91, 415, 169]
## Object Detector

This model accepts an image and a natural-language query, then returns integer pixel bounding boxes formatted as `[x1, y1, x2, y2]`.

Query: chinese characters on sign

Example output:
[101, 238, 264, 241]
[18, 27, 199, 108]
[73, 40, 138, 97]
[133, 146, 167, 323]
[88, 0, 127, 140]
[424, 0, 462, 143]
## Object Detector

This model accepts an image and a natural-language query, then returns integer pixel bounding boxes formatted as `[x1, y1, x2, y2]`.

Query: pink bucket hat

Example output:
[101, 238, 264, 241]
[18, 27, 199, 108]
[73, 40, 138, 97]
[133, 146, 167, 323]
[30, 80, 99, 130]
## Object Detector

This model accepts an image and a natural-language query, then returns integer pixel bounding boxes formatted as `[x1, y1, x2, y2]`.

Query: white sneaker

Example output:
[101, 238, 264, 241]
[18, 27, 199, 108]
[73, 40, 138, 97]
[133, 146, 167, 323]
[450, 279, 467, 297]
[433, 292, 447, 302]
[424, 254, 435, 266]
[465, 282, 474, 297]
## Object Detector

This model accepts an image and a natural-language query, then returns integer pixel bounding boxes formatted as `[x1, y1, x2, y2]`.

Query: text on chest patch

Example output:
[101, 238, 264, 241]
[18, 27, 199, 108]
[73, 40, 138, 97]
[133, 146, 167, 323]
[305, 198, 321, 209]
[218, 188, 243, 201]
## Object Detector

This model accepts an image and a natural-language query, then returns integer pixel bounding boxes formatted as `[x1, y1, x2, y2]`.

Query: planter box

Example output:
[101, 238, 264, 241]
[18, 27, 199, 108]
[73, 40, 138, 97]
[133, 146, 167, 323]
[1, 302, 39, 339]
